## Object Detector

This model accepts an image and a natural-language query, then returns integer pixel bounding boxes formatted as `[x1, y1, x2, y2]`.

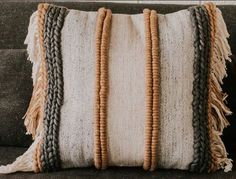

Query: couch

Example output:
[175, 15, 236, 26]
[0, 2, 236, 178]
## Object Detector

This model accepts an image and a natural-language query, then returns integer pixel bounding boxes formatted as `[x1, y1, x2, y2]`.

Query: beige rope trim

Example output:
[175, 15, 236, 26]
[143, 9, 159, 171]
[94, 7, 112, 170]
[150, 10, 159, 171]
[143, 9, 152, 171]
[33, 3, 49, 173]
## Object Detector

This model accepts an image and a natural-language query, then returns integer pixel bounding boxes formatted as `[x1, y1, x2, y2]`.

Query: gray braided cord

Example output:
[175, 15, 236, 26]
[40, 5, 66, 172]
[41, 5, 55, 171]
[189, 5, 211, 173]
[189, 7, 201, 172]
[199, 6, 211, 172]
[194, 6, 206, 172]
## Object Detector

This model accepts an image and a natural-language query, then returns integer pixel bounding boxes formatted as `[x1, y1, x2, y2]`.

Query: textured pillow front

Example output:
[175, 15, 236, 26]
[0, 2, 232, 174]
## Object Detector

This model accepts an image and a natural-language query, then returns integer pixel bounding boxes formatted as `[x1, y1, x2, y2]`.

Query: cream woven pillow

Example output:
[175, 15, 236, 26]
[0, 2, 232, 174]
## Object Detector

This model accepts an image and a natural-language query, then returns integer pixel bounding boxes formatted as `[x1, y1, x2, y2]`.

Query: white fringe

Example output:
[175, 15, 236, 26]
[0, 134, 42, 174]
[24, 11, 41, 85]
[23, 10, 45, 138]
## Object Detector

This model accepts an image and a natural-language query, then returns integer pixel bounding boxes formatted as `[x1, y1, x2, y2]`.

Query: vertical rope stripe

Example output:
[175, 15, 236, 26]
[143, 9, 152, 171]
[100, 8, 112, 170]
[189, 5, 211, 173]
[41, 5, 66, 172]
[150, 10, 159, 171]
[94, 8, 104, 170]
[200, 6, 211, 172]
[94, 8, 112, 170]
[143, 9, 159, 171]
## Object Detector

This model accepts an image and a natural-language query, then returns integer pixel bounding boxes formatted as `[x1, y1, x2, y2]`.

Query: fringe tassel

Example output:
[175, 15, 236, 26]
[205, 3, 233, 172]
[24, 11, 41, 85]
[23, 4, 48, 139]
[0, 134, 42, 174]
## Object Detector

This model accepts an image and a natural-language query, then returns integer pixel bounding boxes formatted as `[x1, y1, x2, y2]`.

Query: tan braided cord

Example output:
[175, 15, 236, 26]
[94, 8, 112, 170]
[143, 9, 159, 171]
[150, 10, 159, 171]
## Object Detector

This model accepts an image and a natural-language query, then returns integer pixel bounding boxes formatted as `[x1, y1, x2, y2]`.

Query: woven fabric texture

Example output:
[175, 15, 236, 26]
[0, 3, 232, 174]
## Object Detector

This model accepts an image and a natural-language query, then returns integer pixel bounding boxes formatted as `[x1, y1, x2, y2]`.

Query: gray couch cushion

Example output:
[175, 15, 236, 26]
[0, 49, 32, 147]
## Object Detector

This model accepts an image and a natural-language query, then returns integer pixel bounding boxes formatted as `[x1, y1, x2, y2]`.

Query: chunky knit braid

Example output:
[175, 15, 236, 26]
[40, 5, 66, 172]
[199, 6, 211, 172]
[41, 5, 56, 171]
[190, 6, 209, 173]
[143, 9, 159, 171]
[189, 7, 201, 172]
[189, 5, 211, 173]
[194, 6, 208, 172]
[94, 8, 112, 170]
[41, 6, 55, 171]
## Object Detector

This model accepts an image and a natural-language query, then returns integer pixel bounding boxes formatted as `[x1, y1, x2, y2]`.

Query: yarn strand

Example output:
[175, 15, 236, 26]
[40, 4, 66, 172]
[94, 8, 112, 170]
[143, 9, 159, 171]
[189, 5, 211, 173]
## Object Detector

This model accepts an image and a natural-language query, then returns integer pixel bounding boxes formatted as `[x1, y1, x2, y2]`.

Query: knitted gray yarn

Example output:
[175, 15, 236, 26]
[40, 5, 66, 172]
[199, 6, 211, 172]
[189, 5, 211, 173]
